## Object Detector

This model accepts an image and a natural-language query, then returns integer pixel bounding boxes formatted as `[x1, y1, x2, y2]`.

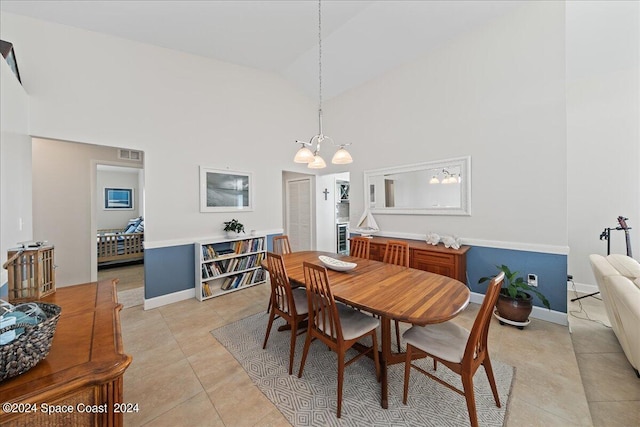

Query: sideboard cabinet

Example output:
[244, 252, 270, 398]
[0, 280, 131, 427]
[365, 236, 469, 284]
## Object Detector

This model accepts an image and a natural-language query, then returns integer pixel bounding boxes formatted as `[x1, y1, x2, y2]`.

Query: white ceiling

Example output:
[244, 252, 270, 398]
[0, 0, 522, 99]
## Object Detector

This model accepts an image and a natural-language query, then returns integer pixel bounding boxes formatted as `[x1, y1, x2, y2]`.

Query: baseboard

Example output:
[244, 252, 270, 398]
[567, 281, 598, 295]
[144, 288, 195, 310]
[469, 291, 568, 326]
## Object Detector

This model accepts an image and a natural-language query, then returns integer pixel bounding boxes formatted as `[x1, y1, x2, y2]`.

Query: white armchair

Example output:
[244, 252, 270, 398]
[589, 254, 640, 377]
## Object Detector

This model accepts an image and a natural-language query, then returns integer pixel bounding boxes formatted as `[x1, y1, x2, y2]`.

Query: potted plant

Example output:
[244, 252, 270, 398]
[479, 264, 551, 328]
[223, 219, 245, 238]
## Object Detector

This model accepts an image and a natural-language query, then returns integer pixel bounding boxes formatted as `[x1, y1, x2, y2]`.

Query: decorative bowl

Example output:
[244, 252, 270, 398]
[318, 256, 357, 272]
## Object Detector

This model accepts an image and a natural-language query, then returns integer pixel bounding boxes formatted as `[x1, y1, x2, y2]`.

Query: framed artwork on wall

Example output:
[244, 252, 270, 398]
[200, 167, 253, 212]
[0, 40, 21, 84]
[104, 188, 134, 210]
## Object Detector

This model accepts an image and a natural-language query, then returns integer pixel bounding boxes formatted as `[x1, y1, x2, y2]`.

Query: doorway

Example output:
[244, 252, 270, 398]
[96, 164, 145, 306]
[31, 138, 144, 306]
[285, 177, 313, 251]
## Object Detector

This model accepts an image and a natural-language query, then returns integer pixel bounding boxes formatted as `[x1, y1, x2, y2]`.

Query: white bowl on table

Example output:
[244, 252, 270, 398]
[318, 255, 357, 272]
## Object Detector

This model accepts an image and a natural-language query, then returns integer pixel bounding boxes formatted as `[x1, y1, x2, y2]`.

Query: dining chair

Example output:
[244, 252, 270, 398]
[383, 240, 410, 266]
[382, 240, 410, 352]
[272, 235, 292, 255]
[349, 236, 371, 259]
[267, 235, 293, 313]
[402, 271, 505, 427]
[263, 252, 309, 375]
[298, 261, 381, 418]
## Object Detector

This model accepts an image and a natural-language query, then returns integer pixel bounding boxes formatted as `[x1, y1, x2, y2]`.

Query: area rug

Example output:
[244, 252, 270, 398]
[117, 287, 144, 308]
[211, 312, 514, 427]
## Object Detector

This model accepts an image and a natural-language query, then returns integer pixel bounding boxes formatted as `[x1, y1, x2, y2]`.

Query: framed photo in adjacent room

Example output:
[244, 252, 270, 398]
[104, 188, 134, 210]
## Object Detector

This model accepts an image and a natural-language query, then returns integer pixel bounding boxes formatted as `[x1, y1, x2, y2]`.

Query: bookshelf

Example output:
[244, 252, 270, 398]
[195, 234, 267, 301]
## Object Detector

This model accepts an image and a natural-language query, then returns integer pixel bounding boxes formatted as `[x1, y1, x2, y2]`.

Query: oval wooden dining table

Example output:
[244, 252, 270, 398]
[277, 250, 471, 409]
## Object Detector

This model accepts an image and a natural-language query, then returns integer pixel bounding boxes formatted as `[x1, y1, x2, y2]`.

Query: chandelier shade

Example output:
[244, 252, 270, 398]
[294, 144, 315, 163]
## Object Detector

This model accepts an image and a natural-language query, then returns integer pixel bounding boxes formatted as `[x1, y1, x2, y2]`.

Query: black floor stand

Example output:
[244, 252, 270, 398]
[571, 290, 599, 302]
[572, 222, 632, 303]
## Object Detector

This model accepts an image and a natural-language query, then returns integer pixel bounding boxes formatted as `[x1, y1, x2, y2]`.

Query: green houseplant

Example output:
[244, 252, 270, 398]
[479, 264, 551, 327]
[223, 219, 245, 237]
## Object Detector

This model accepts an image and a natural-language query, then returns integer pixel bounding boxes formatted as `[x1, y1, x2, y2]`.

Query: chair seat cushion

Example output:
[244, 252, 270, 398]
[317, 303, 379, 340]
[403, 321, 470, 363]
[292, 288, 309, 315]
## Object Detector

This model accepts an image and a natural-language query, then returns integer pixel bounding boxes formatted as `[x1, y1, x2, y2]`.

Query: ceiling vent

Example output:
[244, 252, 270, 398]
[118, 149, 143, 162]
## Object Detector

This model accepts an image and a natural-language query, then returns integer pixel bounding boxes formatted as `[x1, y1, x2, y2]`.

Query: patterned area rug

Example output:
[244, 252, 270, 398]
[211, 312, 514, 427]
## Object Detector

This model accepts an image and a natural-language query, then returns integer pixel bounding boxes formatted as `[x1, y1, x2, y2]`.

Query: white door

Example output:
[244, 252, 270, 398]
[286, 178, 312, 251]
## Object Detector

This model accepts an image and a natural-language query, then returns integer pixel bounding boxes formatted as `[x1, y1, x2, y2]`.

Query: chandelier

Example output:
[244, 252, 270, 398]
[429, 169, 461, 184]
[294, 0, 352, 169]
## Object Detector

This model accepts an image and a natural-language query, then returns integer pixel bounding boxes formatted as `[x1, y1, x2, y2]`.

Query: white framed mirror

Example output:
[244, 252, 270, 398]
[364, 156, 471, 215]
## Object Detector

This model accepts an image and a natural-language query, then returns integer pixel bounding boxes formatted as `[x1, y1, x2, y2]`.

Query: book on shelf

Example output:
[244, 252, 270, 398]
[202, 245, 217, 261]
[202, 281, 212, 297]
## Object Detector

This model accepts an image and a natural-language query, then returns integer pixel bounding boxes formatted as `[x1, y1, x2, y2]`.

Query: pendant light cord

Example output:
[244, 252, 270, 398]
[317, 0, 323, 136]
[319, 0, 322, 110]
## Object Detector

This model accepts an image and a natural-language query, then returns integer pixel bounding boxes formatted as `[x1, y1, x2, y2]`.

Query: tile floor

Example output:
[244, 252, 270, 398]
[118, 280, 639, 426]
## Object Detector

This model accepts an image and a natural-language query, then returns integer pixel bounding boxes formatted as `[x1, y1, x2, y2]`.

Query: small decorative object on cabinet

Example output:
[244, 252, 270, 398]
[3, 245, 55, 303]
[195, 234, 267, 300]
[223, 218, 245, 239]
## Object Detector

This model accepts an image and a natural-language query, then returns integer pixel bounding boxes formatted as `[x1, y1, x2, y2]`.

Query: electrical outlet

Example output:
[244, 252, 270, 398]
[527, 273, 538, 287]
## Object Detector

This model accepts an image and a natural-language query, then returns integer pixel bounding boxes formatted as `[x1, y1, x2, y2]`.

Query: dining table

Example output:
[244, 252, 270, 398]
[278, 250, 471, 409]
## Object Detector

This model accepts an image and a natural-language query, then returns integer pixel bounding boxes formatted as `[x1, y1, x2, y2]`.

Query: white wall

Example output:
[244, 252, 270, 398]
[96, 167, 142, 230]
[0, 57, 31, 287]
[1, 12, 317, 284]
[328, 1, 568, 251]
[567, 1, 640, 285]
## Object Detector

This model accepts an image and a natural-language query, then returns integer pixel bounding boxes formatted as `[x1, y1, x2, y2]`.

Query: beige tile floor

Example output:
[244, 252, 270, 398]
[118, 278, 639, 426]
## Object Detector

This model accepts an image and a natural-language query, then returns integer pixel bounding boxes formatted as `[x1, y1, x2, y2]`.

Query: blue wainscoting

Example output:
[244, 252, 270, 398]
[144, 234, 280, 300]
[144, 244, 195, 299]
[0, 282, 7, 299]
[467, 246, 567, 312]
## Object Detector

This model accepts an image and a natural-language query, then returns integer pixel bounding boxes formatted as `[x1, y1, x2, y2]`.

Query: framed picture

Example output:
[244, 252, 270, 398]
[0, 40, 21, 84]
[200, 167, 253, 212]
[104, 188, 134, 210]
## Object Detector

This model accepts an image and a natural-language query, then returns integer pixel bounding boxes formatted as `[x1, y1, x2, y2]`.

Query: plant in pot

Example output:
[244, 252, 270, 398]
[479, 264, 551, 329]
[223, 219, 245, 238]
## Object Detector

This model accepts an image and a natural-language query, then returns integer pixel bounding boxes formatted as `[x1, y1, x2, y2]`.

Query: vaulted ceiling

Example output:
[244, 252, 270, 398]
[0, 0, 522, 99]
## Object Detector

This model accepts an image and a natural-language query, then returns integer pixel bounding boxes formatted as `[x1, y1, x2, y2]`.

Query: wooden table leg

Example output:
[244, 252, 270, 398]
[380, 316, 391, 409]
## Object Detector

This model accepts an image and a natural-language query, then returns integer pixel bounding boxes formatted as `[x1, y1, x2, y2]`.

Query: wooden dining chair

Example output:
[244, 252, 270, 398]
[298, 261, 381, 418]
[267, 235, 293, 313]
[263, 252, 309, 375]
[382, 240, 410, 352]
[272, 235, 292, 255]
[349, 236, 371, 259]
[402, 271, 505, 427]
[383, 240, 410, 267]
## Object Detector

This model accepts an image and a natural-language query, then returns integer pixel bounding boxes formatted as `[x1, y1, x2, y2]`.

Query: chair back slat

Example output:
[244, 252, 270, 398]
[303, 261, 342, 342]
[349, 237, 370, 259]
[383, 240, 409, 267]
[464, 271, 504, 365]
[266, 252, 296, 316]
[273, 235, 292, 255]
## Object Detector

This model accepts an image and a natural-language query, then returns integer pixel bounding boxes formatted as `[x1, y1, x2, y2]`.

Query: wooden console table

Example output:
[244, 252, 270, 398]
[0, 280, 132, 427]
[364, 236, 470, 283]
